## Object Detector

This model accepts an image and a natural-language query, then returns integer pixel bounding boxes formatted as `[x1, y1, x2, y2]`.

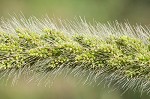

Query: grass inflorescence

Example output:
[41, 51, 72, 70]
[0, 16, 150, 94]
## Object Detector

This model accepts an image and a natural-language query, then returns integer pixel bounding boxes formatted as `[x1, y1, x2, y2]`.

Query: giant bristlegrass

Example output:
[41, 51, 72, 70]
[0, 16, 150, 94]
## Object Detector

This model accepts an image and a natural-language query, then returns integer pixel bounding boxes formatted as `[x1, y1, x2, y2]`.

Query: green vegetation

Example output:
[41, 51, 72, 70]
[0, 28, 150, 80]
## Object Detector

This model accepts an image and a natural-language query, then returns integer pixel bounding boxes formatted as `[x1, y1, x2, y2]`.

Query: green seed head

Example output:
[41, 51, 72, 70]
[0, 16, 150, 95]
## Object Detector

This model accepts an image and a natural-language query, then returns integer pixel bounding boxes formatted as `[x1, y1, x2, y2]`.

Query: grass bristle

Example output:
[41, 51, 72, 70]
[0, 15, 150, 95]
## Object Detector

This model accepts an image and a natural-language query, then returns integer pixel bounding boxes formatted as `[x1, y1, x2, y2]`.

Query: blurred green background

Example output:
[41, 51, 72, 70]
[0, 0, 150, 24]
[0, 0, 150, 99]
[0, 76, 150, 99]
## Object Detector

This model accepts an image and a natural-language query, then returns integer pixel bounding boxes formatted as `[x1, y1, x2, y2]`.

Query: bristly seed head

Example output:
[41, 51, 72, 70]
[0, 15, 150, 95]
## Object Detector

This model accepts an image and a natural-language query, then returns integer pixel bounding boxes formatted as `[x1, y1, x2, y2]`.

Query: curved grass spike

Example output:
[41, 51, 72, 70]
[0, 16, 150, 94]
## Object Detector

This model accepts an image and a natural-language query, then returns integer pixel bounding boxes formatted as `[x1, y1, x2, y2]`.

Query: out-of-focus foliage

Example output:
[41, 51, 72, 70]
[0, 0, 150, 24]
[0, 75, 150, 99]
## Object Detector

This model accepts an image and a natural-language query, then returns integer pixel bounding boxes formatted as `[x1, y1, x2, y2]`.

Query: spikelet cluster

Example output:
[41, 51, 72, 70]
[0, 15, 150, 94]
